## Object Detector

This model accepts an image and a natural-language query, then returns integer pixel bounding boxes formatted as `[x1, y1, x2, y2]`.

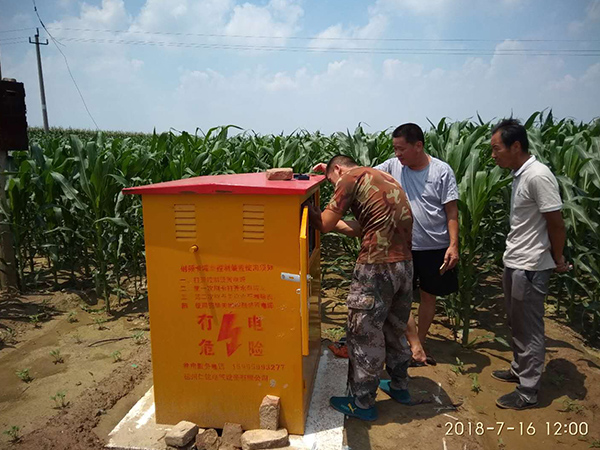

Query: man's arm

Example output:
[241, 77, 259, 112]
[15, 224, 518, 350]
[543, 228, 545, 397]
[311, 163, 327, 173]
[543, 210, 569, 272]
[443, 200, 459, 271]
[308, 205, 343, 234]
[373, 158, 393, 174]
[334, 219, 362, 238]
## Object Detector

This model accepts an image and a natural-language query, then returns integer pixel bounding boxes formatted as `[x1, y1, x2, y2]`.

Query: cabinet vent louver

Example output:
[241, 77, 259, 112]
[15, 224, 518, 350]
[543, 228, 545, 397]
[243, 204, 265, 242]
[174, 204, 197, 241]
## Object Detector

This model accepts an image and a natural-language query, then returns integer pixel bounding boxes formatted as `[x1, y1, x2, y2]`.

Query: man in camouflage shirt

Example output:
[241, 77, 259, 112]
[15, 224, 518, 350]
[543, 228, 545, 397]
[308, 155, 414, 421]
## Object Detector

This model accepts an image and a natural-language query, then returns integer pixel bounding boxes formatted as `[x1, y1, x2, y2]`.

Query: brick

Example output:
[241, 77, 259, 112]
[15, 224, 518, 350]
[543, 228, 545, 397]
[218, 445, 239, 450]
[259, 395, 281, 431]
[266, 168, 293, 180]
[195, 428, 221, 450]
[166, 443, 195, 450]
[221, 423, 243, 448]
[241, 429, 289, 450]
[164, 421, 198, 447]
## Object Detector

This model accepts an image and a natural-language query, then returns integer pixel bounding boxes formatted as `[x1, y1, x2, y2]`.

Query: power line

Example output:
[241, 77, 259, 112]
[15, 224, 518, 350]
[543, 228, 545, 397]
[0, 27, 36, 34]
[45, 26, 600, 44]
[0, 36, 30, 42]
[31, 0, 99, 130]
[24, 36, 600, 57]
[4, 33, 600, 56]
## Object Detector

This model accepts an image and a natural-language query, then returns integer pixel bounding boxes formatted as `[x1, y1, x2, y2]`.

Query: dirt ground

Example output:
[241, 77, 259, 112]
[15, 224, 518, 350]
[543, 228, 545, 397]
[1, 277, 599, 450]
[320, 285, 600, 450]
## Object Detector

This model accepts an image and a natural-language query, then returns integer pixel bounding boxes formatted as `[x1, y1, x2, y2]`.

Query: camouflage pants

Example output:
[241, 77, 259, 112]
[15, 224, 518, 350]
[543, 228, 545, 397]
[346, 261, 413, 409]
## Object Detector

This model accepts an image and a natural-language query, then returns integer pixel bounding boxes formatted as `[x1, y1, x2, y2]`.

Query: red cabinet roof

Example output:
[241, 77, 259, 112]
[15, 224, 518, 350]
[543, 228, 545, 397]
[123, 172, 326, 196]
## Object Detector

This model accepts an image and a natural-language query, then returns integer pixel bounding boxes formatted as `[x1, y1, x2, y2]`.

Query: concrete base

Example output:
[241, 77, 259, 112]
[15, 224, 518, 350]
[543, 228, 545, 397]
[106, 348, 347, 450]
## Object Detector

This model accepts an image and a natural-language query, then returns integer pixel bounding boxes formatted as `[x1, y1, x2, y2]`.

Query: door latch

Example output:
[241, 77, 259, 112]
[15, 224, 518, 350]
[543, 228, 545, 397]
[281, 272, 313, 282]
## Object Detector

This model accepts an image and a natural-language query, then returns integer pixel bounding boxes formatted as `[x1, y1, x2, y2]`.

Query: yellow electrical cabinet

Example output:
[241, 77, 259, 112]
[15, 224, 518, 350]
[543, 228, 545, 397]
[124, 172, 325, 434]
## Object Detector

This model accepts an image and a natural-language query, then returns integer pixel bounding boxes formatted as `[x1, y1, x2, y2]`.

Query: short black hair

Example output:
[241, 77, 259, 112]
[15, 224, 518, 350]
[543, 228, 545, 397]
[392, 123, 424, 145]
[326, 155, 358, 175]
[491, 119, 529, 153]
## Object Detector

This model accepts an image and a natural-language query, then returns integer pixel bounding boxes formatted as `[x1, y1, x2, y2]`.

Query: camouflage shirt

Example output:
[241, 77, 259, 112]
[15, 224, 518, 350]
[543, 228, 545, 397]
[326, 167, 413, 264]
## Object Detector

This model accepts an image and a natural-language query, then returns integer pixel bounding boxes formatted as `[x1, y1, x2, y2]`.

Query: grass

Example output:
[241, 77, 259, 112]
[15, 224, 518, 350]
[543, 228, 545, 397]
[3, 426, 21, 443]
[549, 372, 567, 387]
[15, 368, 32, 383]
[0, 328, 16, 346]
[93, 317, 107, 330]
[29, 314, 42, 328]
[470, 373, 482, 394]
[132, 330, 146, 344]
[111, 350, 122, 362]
[50, 348, 64, 364]
[50, 391, 68, 408]
[67, 311, 78, 323]
[72, 332, 82, 344]
[561, 398, 584, 414]
[451, 357, 466, 375]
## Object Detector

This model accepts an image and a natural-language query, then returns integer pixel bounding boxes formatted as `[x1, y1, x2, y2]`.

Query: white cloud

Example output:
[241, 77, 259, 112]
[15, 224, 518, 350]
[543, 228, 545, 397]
[373, 0, 451, 16]
[309, 14, 388, 50]
[225, 0, 303, 46]
[264, 72, 298, 91]
[79, 0, 130, 27]
[581, 62, 600, 84]
[382, 59, 424, 79]
[568, 0, 600, 35]
[166, 45, 600, 134]
[130, 0, 302, 49]
[587, 0, 600, 20]
[547, 75, 576, 92]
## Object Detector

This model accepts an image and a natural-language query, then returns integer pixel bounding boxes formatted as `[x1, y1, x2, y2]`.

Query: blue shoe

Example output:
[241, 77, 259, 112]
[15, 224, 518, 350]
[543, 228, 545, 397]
[329, 396, 378, 421]
[379, 380, 411, 404]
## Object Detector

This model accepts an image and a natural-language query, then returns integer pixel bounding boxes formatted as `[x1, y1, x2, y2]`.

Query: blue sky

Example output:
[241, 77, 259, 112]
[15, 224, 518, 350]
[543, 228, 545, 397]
[1, 0, 599, 133]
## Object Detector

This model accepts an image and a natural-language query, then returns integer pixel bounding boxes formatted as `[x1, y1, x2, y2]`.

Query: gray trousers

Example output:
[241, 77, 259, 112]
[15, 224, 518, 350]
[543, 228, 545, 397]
[502, 267, 552, 403]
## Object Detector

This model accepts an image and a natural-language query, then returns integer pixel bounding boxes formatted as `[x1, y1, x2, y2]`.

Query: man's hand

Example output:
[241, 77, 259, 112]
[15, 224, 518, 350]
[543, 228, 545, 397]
[554, 255, 571, 273]
[312, 162, 327, 173]
[307, 203, 322, 227]
[443, 245, 459, 272]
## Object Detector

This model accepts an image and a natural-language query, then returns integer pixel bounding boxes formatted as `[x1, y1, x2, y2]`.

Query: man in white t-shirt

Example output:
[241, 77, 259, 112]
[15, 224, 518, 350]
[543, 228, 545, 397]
[374, 124, 460, 366]
[490, 118, 569, 410]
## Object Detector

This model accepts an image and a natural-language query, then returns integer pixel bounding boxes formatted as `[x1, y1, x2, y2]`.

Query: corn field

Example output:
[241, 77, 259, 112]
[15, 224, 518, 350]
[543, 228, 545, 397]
[2, 112, 599, 343]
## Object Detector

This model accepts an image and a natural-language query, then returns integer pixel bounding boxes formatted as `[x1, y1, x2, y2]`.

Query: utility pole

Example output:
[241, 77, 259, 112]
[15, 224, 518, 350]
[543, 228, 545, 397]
[29, 28, 49, 132]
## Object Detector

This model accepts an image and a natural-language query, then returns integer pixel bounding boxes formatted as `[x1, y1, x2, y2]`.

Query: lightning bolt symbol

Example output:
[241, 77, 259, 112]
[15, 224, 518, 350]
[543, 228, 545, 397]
[217, 313, 242, 357]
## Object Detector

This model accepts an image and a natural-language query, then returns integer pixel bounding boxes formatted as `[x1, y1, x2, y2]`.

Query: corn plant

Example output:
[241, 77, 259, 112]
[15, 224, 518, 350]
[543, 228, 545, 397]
[2, 118, 598, 345]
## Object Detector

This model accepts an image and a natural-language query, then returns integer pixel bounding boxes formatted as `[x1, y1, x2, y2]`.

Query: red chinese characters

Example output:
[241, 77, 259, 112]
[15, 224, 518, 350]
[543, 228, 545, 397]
[198, 339, 215, 356]
[197, 314, 213, 331]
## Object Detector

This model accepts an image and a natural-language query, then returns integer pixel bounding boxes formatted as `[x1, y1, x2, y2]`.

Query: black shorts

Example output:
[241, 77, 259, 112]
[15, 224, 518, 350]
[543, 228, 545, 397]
[412, 248, 458, 296]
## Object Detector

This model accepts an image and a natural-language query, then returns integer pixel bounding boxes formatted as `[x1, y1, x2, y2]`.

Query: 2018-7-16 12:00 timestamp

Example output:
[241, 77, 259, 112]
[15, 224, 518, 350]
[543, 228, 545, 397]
[445, 421, 590, 436]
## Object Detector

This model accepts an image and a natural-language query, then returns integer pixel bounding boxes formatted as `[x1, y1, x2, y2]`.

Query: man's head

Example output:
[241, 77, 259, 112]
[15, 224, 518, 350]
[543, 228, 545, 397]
[392, 123, 425, 168]
[326, 155, 358, 184]
[491, 119, 530, 169]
